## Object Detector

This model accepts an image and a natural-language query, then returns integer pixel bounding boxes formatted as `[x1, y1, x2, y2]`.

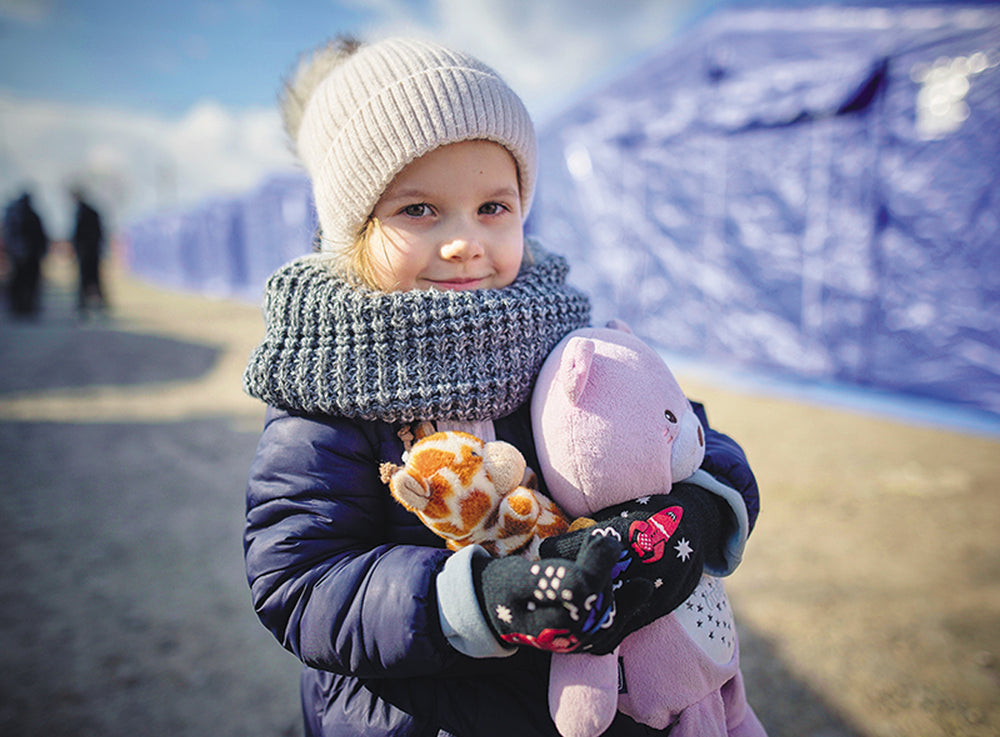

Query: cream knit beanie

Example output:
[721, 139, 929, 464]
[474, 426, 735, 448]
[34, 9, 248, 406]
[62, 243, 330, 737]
[289, 37, 537, 252]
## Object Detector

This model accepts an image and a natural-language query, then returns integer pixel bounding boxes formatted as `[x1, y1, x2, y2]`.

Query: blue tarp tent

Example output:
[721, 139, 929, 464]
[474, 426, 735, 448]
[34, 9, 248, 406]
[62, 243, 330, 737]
[530, 3, 1000, 420]
[124, 172, 313, 301]
[238, 173, 315, 298]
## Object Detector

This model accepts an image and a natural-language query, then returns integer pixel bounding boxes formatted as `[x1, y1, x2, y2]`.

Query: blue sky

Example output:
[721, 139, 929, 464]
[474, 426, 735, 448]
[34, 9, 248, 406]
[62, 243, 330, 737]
[0, 0, 382, 115]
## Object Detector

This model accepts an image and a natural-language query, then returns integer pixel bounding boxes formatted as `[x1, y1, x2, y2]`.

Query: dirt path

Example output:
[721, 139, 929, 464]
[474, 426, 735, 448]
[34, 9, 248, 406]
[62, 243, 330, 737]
[685, 379, 1000, 737]
[2, 252, 998, 736]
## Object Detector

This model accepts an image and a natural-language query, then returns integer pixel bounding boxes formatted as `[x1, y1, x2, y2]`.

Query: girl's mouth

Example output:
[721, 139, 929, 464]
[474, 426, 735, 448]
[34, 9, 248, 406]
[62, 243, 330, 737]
[429, 277, 485, 290]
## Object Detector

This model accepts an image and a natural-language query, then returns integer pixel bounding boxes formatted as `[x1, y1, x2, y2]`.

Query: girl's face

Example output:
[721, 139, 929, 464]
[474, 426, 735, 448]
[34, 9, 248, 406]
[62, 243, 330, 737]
[367, 140, 525, 292]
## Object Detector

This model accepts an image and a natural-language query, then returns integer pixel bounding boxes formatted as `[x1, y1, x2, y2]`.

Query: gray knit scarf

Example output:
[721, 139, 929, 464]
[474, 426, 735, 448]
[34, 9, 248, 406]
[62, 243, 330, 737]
[243, 244, 591, 422]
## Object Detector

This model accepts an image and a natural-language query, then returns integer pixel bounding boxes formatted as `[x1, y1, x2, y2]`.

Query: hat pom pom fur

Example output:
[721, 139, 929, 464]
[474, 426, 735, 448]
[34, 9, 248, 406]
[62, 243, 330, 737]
[280, 36, 360, 148]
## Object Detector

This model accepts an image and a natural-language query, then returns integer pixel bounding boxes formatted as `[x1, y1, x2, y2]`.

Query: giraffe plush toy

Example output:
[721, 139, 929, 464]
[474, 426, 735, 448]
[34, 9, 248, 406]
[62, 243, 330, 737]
[380, 430, 570, 559]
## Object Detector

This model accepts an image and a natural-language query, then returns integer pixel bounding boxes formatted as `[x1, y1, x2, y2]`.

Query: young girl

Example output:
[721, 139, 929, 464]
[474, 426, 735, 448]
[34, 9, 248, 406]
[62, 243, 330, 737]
[243, 37, 761, 737]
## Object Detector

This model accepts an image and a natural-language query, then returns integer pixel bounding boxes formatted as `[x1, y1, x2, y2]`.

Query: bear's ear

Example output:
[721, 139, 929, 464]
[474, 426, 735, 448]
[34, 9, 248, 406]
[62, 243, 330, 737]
[605, 318, 633, 334]
[560, 337, 595, 406]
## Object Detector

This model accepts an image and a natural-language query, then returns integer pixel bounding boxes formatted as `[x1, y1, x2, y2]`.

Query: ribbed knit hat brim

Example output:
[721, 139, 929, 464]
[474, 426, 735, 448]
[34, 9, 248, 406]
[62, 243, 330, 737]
[296, 38, 537, 251]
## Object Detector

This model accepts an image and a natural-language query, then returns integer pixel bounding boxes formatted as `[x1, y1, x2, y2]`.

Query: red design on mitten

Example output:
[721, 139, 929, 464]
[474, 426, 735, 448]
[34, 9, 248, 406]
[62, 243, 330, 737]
[628, 506, 683, 564]
[501, 628, 580, 653]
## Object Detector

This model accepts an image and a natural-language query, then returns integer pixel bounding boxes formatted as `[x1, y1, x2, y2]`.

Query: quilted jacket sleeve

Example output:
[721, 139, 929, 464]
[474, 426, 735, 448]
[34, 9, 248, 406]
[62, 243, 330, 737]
[692, 401, 761, 534]
[243, 407, 461, 678]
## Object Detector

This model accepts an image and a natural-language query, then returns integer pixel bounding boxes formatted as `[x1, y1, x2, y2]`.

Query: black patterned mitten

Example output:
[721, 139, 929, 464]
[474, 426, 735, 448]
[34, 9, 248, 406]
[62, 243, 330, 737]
[539, 483, 727, 646]
[471, 534, 627, 653]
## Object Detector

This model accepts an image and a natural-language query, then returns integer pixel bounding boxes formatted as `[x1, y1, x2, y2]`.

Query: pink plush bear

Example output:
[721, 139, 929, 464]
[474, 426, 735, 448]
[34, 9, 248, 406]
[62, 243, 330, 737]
[532, 323, 766, 737]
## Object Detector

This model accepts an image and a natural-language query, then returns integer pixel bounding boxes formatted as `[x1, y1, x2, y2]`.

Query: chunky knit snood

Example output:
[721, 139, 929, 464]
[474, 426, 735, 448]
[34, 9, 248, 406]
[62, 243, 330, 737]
[243, 245, 591, 422]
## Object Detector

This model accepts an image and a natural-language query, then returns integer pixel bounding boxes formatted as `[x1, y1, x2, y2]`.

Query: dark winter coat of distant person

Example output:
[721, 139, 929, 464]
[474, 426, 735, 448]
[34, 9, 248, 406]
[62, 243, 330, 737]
[71, 190, 107, 315]
[2, 191, 48, 317]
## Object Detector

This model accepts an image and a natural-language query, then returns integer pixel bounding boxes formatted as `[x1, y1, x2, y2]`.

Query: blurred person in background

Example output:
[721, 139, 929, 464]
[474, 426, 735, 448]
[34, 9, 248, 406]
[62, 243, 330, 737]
[70, 187, 108, 319]
[2, 190, 49, 318]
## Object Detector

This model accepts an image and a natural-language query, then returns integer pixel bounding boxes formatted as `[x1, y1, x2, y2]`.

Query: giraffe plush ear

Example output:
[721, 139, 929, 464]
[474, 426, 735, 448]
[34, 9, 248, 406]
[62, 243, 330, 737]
[388, 470, 430, 512]
[559, 337, 596, 406]
[481, 440, 527, 495]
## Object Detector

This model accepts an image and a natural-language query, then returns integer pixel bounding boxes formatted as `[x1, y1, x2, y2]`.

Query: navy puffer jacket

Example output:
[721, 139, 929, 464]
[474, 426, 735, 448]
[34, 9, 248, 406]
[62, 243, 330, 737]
[245, 400, 758, 736]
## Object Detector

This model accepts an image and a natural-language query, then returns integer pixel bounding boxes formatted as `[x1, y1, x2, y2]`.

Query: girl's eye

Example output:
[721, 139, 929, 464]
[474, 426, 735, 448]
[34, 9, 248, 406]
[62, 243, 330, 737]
[401, 203, 432, 218]
[479, 202, 509, 216]
[664, 409, 677, 423]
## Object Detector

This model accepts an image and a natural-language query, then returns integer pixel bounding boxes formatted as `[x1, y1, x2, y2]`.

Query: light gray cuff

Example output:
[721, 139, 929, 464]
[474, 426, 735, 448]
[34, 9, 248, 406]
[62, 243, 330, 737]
[686, 468, 750, 576]
[436, 545, 517, 659]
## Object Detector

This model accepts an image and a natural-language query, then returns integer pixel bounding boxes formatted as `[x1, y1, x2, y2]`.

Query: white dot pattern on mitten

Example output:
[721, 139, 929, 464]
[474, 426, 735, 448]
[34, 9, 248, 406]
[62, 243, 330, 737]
[530, 564, 567, 602]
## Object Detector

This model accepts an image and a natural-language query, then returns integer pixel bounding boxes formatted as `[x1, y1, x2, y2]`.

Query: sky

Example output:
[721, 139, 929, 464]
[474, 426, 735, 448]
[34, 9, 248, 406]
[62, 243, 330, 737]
[0, 0, 736, 237]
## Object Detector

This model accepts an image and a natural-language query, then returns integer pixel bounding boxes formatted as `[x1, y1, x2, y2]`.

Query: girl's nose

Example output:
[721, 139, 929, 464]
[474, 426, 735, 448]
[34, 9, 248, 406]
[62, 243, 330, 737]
[440, 236, 484, 261]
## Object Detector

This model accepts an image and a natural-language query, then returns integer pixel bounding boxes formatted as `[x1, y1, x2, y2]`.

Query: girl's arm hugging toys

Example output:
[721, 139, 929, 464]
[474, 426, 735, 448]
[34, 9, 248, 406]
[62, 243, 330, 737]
[384, 322, 766, 737]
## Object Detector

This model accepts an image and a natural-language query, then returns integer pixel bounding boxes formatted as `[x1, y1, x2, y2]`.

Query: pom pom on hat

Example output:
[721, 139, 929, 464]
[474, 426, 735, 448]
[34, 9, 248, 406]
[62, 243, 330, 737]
[280, 36, 361, 147]
[288, 37, 537, 252]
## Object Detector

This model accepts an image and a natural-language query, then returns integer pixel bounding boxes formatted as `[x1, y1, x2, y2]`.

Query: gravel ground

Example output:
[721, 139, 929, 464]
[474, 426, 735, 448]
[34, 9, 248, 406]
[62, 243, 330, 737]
[1, 252, 998, 737]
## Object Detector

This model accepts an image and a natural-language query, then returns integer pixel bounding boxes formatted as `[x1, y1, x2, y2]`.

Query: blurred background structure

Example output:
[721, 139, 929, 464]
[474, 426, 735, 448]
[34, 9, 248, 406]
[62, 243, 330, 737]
[532, 3, 1000, 425]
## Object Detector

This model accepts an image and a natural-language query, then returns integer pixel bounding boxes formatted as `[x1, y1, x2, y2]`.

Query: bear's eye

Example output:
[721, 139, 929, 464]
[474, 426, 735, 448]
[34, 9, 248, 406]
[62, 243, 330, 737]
[664, 409, 677, 423]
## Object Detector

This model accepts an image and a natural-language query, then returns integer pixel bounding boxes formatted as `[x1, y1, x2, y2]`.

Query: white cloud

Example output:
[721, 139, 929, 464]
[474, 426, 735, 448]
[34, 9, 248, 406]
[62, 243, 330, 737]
[0, 0, 55, 24]
[365, 0, 699, 121]
[0, 92, 297, 238]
